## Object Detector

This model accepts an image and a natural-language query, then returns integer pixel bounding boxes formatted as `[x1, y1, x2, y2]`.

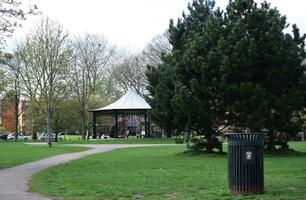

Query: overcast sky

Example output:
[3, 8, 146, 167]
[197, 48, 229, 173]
[10, 0, 306, 52]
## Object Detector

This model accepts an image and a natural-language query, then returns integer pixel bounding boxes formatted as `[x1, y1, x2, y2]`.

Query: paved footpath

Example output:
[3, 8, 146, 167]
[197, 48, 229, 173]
[0, 144, 161, 200]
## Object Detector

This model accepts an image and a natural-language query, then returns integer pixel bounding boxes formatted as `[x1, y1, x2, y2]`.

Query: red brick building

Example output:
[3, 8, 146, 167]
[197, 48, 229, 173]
[0, 100, 26, 133]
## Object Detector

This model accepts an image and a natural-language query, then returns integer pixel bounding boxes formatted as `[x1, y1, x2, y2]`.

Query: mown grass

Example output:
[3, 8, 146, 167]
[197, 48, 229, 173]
[0, 142, 88, 169]
[30, 142, 306, 200]
[59, 137, 176, 144]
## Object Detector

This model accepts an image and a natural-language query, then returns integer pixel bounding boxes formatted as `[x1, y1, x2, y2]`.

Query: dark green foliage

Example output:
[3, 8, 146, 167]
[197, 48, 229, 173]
[147, 0, 225, 139]
[146, 0, 306, 151]
[220, 0, 306, 151]
[146, 62, 178, 137]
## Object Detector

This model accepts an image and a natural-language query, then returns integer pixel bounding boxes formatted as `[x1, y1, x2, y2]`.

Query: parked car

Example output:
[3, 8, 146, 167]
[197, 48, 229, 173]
[101, 134, 111, 139]
[37, 132, 63, 141]
[0, 134, 8, 140]
[7, 133, 29, 141]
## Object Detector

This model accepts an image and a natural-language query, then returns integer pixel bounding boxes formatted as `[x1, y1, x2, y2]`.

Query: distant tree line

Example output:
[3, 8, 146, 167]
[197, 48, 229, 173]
[0, 1, 169, 146]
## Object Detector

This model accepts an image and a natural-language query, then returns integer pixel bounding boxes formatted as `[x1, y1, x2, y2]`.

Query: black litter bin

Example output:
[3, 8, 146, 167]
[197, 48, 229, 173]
[226, 133, 265, 194]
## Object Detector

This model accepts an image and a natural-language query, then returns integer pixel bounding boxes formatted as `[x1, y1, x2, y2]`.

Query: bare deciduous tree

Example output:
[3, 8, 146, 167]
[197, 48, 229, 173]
[71, 34, 114, 139]
[142, 32, 171, 67]
[3, 53, 22, 141]
[0, 68, 9, 97]
[0, 0, 38, 49]
[20, 18, 71, 147]
[110, 32, 171, 96]
[8, 41, 42, 139]
[112, 55, 147, 95]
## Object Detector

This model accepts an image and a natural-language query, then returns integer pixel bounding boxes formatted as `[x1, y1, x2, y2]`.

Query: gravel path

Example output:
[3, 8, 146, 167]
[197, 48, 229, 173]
[0, 144, 162, 200]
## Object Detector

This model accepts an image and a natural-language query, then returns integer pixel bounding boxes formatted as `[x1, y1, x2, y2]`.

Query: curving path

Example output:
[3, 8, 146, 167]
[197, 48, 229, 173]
[0, 144, 163, 200]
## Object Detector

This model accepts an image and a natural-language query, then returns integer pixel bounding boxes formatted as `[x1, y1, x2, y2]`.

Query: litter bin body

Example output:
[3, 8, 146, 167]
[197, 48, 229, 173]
[227, 133, 265, 194]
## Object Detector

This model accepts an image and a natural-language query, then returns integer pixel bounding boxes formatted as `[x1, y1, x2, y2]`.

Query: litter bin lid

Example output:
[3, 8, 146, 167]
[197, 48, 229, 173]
[225, 133, 266, 144]
[225, 133, 266, 136]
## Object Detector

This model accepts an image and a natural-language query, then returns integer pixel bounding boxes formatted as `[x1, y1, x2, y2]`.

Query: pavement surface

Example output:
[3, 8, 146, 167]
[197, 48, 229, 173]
[0, 144, 161, 200]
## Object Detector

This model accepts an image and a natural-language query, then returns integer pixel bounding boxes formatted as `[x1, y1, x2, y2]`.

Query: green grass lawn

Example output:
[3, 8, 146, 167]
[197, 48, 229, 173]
[30, 142, 306, 200]
[59, 137, 176, 144]
[0, 142, 87, 169]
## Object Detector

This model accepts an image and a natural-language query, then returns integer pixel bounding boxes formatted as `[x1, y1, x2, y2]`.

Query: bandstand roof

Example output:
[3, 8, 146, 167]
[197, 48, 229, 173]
[89, 88, 151, 114]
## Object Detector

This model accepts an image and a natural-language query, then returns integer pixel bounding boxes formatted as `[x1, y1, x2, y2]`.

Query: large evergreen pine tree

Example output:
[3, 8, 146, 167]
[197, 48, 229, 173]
[147, 0, 224, 139]
[146, 0, 306, 152]
[219, 0, 306, 151]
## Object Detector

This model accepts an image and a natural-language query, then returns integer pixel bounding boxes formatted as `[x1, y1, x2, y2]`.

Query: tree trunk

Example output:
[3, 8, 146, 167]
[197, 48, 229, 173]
[29, 102, 37, 141]
[165, 128, 172, 138]
[186, 130, 191, 148]
[266, 131, 276, 152]
[81, 108, 86, 140]
[14, 94, 19, 141]
[31, 117, 36, 141]
[46, 103, 52, 147]
[205, 130, 213, 153]
[55, 133, 58, 142]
